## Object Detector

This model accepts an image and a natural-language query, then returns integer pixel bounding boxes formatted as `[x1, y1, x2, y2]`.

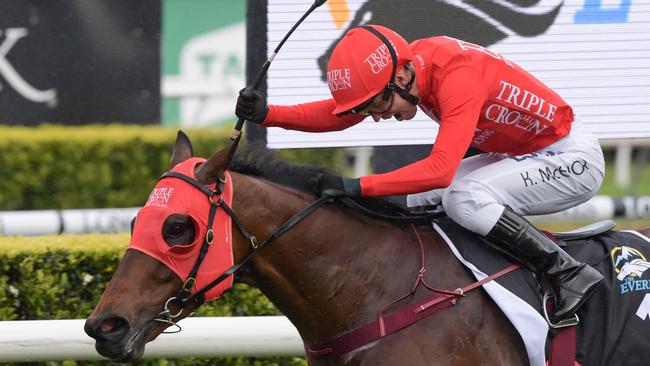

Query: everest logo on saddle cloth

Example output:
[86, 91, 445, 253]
[611, 245, 650, 294]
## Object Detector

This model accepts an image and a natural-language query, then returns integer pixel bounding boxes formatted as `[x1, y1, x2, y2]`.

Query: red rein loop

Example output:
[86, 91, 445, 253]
[377, 223, 462, 336]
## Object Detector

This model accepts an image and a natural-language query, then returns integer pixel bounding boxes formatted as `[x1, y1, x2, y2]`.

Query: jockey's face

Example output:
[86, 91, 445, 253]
[365, 65, 419, 122]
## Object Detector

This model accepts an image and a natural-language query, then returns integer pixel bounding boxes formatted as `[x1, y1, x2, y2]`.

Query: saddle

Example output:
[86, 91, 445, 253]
[549, 219, 616, 242]
[435, 218, 650, 366]
[330, 197, 650, 365]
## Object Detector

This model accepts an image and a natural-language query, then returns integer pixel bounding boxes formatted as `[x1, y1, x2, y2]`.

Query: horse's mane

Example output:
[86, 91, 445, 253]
[231, 143, 327, 197]
[230, 143, 412, 218]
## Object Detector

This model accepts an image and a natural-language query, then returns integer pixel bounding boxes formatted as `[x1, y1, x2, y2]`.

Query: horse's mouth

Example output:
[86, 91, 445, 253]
[95, 341, 143, 363]
[94, 319, 160, 362]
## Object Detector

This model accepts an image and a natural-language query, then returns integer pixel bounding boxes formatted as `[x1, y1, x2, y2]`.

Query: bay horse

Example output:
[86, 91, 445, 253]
[84, 131, 649, 365]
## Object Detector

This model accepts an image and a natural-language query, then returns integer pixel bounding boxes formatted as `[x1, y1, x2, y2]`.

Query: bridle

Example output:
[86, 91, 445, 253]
[151, 170, 333, 332]
[150, 166, 442, 333]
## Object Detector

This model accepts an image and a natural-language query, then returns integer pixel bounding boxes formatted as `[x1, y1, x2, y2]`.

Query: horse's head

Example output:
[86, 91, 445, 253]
[84, 131, 242, 362]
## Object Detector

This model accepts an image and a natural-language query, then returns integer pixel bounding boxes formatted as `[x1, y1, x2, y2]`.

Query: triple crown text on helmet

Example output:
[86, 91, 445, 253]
[327, 68, 352, 91]
[363, 42, 396, 74]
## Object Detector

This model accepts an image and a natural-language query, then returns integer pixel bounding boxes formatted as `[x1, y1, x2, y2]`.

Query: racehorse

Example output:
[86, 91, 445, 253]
[84, 132, 650, 365]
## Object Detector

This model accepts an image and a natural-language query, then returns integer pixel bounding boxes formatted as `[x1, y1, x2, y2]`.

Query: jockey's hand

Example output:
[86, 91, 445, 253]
[235, 87, 268, 123]
[318, 173, 361, 197]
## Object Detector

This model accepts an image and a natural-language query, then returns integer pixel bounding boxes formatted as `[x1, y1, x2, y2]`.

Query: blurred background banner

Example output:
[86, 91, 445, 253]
[262, 0, 650, 148]
[162, 0, 246, 128]
[0, 0, 161, 125]
[257, 0, 650, 182]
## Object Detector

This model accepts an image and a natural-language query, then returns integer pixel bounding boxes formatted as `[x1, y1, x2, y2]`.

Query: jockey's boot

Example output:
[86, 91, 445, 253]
[484, 206, 604, 324]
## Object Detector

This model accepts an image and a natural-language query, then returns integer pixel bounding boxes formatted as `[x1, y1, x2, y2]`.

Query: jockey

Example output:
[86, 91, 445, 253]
[235, 25, 605, 325]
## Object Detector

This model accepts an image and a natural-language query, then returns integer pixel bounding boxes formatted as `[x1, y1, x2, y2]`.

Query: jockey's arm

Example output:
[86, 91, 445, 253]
[262, 98, 365, 132]
[360, 66, 487, 197]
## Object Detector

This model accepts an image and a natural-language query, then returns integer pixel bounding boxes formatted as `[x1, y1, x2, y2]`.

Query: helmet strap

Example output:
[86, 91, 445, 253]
[362, 26, 419, 106]
[393, 64, 419, 105]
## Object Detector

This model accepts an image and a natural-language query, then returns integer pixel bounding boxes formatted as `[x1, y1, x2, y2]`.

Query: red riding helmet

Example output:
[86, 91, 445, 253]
[327, 24, 414, 115]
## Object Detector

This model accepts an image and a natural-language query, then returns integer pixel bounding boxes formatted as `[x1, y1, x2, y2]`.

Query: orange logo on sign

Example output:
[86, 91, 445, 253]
[328, 0, 350, 29]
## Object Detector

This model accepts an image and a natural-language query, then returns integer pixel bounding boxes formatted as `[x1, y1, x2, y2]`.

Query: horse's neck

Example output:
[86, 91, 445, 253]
[232, 175, 471, 344]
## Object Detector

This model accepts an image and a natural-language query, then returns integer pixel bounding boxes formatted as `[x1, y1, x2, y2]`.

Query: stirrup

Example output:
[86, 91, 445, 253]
[542, 291, 579, 329]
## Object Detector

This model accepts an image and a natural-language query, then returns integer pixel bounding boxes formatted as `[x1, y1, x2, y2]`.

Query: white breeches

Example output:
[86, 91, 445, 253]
[407, 121, 605, 236]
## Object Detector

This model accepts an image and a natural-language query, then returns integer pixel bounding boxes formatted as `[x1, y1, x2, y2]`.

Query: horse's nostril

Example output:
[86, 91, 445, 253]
[98, 317, 129, 340]
[100, 318, 117, 333]
[85, 314, 130, 341]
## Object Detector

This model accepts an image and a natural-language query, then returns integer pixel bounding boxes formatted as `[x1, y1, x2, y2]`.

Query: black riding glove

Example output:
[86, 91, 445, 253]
[317, 173, 361, 197]
[235, 87, 269, 124]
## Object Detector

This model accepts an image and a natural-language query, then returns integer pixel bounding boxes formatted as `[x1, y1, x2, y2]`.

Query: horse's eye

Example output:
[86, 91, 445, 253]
[162, 214, 196, 247]
[169, 223, 185, 237]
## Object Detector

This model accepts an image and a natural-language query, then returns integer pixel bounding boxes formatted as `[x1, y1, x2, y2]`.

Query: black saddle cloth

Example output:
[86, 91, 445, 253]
[435, 218, 650, 366]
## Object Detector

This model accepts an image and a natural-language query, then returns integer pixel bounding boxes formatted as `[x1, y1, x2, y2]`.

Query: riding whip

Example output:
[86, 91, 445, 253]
[226, 0, 329, 166]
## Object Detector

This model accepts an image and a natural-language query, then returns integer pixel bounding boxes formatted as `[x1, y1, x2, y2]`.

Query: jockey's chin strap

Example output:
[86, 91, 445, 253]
[153, 171, 332, 330]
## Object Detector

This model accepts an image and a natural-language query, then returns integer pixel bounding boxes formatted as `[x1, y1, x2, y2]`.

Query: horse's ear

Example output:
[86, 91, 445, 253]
[195, 147, 230, 185]
[170, 130, 194, 168]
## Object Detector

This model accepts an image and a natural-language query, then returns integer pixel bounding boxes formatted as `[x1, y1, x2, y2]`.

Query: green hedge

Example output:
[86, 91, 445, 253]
[0, 233, 307, 366]
[0, 124, 343, 210]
